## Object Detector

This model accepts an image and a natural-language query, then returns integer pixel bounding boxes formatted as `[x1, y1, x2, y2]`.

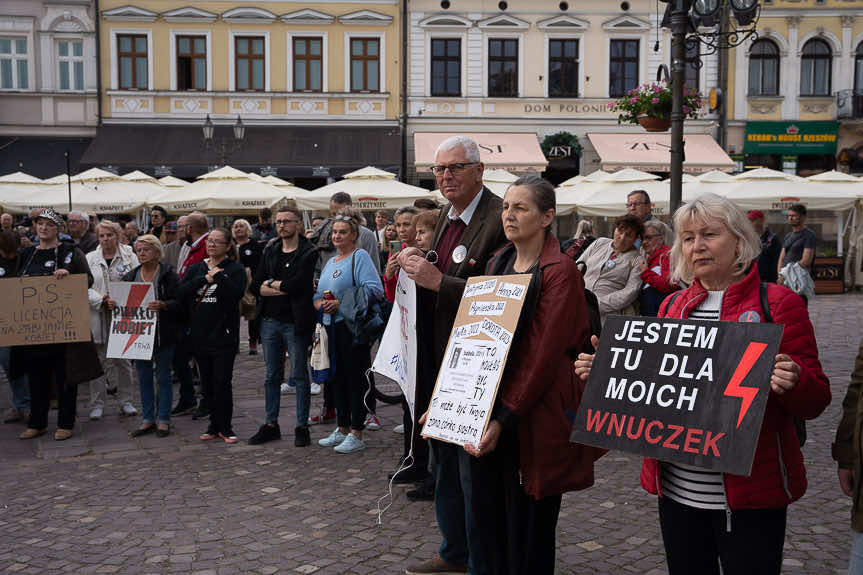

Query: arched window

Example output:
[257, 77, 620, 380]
[748, 39, 779, 96]
[800, 38, 831, 96]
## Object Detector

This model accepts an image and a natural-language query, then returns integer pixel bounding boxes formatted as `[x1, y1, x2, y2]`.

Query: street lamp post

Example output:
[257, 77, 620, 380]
[202, 114, 245, 169]
[661, 0, 761, 213]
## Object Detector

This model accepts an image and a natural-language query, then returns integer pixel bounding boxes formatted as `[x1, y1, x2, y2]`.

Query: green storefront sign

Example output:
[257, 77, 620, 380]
[743, 121, 839, 155]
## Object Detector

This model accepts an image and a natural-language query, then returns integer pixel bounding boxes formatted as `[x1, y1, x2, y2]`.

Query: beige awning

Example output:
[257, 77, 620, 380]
[414, 132, 547, 173]
[587, 133, 734, 174]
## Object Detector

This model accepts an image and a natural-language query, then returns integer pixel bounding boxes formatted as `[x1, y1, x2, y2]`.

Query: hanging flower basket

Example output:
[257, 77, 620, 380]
[608, 81, 702, 129]
[637, 115, 672, 132]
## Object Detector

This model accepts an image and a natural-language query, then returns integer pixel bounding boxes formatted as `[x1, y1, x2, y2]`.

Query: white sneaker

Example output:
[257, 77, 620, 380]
[121, 402, 138, 416]
[334, 433, 365, 454]
[393, 424, 404, 434]
[89, 407, 103, 421]
[364, 414, 381, 431]
[318, 429, 347, 447]
[310, 383, 321, 395]
[280, 383, 294, 394]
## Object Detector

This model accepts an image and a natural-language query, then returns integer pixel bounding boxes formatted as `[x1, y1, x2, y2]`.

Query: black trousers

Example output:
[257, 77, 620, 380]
[248, 316, 260, 345]
[173, 334, 198, 407]
[330, 322, 369, 431]
[193, 348, 236, 434]
[27, 345, 77, 431]
[471, 426, 562, 575]
[658, 496, 787, 575]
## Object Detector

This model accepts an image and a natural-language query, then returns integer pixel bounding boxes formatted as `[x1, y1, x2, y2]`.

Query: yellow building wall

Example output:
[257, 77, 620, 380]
[99, 0, 401, 121]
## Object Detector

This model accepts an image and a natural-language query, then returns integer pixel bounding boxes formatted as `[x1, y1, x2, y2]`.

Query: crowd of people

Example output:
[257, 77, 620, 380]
[0, 134, 860, 575]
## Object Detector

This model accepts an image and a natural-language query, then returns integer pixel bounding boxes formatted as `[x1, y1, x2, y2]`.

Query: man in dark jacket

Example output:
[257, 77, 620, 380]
[399, 136, 506, 575]
[748, 210, 782, 283]
[68, 211, 98, 253]
[248, 206, 318, 447]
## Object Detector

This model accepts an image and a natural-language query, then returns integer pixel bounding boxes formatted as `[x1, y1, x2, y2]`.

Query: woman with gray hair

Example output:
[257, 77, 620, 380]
[232, 218, 263, 356]
[86, 219, 140, 420]
[575, 192, 830, 575]
[638, 219, 677, 317]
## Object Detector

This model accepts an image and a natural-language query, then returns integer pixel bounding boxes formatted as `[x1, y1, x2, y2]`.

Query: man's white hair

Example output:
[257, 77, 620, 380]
[68, 210, 89, 223]
[435, 136, 481, 163]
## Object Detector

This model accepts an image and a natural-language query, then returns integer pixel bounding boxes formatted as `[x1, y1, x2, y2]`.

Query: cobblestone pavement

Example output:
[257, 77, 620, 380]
[0, 293, 861, 574]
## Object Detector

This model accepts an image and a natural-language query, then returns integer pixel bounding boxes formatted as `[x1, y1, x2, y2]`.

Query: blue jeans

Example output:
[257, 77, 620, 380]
[432, 439, 486, 575]
[0, 346, 29, 411]
[261, 318, 312, 427]
[851, 530, 863, 575]
[136, 346, 175, 424]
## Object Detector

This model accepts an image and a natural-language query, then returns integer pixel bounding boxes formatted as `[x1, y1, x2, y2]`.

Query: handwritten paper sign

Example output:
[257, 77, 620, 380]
[371, 275, 418, 418]
[106, 282, 157, 360]
[0, 275, 90, 346]
[570, 316, 783, 476]
[422, 274, 531, 448]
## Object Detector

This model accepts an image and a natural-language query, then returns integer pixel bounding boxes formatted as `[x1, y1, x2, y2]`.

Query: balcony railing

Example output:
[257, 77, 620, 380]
[836, 89, 863, 119]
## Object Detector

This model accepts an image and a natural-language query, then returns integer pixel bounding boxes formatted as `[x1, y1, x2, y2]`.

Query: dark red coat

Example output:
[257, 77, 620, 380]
[488, 233, 594, 499]
[178, 232, 209, 278]
[640, 263, 830, 510]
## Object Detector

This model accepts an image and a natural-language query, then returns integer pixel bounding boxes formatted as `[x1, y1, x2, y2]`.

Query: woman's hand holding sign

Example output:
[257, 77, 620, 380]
[465, 420, 502, 458]
[770, 354, 800, 395]
[574, 335, 599, 382]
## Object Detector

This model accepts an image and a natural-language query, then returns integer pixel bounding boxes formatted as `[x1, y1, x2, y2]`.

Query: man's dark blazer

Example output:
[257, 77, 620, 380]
[418, 187, 507, 389]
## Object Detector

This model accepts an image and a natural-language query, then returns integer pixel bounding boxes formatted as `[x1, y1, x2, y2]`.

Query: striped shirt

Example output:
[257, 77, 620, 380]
[661, 290, 726, 510]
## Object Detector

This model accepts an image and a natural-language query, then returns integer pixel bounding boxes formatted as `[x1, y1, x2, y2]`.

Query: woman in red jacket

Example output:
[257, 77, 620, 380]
[575, 192, 830, 575]
[466, 175, 594, 575]
[639, 219, 678, 316]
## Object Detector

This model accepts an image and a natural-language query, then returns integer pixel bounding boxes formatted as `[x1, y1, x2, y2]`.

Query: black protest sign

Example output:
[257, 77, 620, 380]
[570, 315, 784, 476]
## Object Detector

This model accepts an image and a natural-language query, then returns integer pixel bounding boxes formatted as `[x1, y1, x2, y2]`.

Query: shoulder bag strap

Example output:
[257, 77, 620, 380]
[759, 282, 773, 323]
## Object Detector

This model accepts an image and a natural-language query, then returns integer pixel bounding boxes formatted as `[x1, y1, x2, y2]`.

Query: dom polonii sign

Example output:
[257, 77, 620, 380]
[570, 316, 783, 476]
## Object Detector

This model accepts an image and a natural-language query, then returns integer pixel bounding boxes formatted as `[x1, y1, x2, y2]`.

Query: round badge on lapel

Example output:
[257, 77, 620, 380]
[0, 268, 5, 276]
[738, 311, 761, 323]
[45, 260, 55, 268]
[452, 245, 467, 264]
[245, 249, 252, 256]
[333, 269, 342, 279]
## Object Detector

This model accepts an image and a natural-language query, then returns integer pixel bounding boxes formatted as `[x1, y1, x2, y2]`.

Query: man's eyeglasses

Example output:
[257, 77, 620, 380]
[333, 215, 355, 222]
[625, 201, 648, 208]
[275, 219, 299, 226]
[431, 163, 478, 176]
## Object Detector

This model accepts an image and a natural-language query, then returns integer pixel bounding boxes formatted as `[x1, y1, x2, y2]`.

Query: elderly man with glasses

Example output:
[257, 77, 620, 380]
[399, 135, 507, 575]
[67, 210, 98, 253]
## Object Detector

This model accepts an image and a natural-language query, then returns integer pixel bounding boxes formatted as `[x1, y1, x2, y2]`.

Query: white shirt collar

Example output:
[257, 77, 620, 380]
[447, 188, 484, 227]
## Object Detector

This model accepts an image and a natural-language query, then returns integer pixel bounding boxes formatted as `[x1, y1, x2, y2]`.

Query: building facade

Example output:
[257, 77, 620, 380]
[406, 0, 722, 186]
[727, 0, 863, 176]
[0, 0, 98, 177]
[85, 0, 402, 183]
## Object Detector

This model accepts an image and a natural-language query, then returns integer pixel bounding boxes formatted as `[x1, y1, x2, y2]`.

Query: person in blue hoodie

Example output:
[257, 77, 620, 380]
[313, 207, 383, 454]
[179, 227, 246, 444]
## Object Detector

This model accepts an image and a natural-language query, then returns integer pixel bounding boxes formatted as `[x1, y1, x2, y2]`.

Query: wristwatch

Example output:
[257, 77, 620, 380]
[266, 279, 275, 288]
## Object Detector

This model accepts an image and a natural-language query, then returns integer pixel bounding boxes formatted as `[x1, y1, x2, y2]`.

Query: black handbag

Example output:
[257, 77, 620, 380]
[339, 252, 385, 345]
[65, 337, 104, 387]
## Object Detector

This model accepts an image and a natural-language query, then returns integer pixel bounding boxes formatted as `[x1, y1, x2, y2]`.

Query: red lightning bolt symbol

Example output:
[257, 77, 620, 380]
[121, 284, 152, 355]
[723, 341, 768, 429]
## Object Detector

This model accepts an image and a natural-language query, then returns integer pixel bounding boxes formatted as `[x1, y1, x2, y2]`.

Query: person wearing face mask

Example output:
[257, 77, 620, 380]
[577, 214, 644, 322]
[85, 219, 140, 421]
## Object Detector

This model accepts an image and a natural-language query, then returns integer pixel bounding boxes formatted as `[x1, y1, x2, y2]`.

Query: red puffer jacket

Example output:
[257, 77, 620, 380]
[640, 244, 676, 294]
[487, 233, 594, 499]
[640, 263, 830, 509]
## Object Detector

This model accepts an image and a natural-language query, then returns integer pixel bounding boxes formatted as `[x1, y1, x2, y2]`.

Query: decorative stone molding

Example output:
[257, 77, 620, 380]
[281, 9, 334, 25]
[418, 14, 473, 28]
[477, 14, 529, 29]
[802, 102, 831, 114]
[345, 99, 385, 118]
[229, 97, 270, 115]
[842, 15, 856, 28]
[339, 10, 393, 26]
[170, 97, 212, 115]
[785, 16, 802, 28]
[221, 8, 276, 25]
[102, 6, 157, 22]
[286, 99, 328, 115]
[537, 15, 589, 30]
[750, 102, 777, 114]
[421, 101, 467, 114]
[162, 7, 218, 23]
[602, 15, 650, 31]
[111, 95, 153, 115]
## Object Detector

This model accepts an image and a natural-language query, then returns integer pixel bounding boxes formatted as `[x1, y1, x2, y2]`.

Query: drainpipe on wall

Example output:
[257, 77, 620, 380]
[399, 0, 408, 182]
[94, 0, 103, 126]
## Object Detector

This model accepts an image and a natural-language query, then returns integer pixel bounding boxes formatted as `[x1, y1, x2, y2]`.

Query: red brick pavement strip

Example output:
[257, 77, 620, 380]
[0, 293, 860, 574]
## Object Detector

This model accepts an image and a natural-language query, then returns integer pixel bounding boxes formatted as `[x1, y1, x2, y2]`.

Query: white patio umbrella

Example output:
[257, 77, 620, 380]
[555, 171, 610, 215]
[148, 165, 287, 215]
[0, 171, 42, 184]
[572, 169, 668, 217]
[71, 167, 122, 183]
[294, 166, 438, 211]
[0, 171, 61, 214]
[719, 167, 858, 212]
[482, 169, 519, 198]
[158, 176, 188, 188]
[259, 175, 307, 200]
[121, 170, 160, 183]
